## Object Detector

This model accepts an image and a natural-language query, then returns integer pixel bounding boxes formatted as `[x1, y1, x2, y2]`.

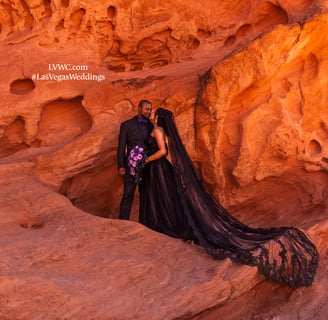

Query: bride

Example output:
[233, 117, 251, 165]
[136, 107, 318, 287]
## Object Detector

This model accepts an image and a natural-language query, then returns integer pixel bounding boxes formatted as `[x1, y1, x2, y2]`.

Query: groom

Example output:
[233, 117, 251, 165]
[117, 100, 153, 220]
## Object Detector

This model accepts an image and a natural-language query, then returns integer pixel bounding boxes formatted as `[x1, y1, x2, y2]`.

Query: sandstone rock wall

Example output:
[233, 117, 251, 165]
[1, 0, 328, 219]
[196, 13, 328, 228]
[1, 1, 328, 319]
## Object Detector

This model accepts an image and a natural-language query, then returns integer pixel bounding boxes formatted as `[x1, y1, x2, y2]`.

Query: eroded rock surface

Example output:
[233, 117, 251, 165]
[1, 1, 328, 319]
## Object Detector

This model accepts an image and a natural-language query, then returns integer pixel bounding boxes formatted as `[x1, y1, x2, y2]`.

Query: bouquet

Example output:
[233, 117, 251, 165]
[128, 146, 148, 183]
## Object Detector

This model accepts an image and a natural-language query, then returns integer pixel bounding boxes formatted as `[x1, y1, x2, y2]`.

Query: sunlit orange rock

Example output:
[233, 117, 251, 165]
[1, 0, 328, 319]
[196, 13, 328, 229]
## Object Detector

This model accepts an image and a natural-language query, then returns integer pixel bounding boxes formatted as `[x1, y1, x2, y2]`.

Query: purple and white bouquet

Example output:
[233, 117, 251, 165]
[128, 145, 148, 183]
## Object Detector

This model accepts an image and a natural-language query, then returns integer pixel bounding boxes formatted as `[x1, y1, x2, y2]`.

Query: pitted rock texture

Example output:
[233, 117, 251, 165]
[1, 1, 328, 319]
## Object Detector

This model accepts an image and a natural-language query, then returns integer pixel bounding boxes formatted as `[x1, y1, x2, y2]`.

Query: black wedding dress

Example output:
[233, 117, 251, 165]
[139, 108, 318, 288]
[139, 135, 196, 241]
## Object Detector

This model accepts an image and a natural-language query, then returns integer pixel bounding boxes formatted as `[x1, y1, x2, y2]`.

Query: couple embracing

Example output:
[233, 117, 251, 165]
[117, 100, 319, 288]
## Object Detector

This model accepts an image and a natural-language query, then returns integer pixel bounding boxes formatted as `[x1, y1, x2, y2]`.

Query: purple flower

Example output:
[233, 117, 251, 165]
[128, 146, 148, 183]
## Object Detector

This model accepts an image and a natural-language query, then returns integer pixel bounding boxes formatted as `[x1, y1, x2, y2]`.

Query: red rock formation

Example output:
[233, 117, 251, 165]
[196, 12, 328, 230]
[1, 0, 328, 319]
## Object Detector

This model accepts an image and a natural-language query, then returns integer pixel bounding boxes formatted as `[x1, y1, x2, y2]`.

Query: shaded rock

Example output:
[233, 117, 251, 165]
[0, 1, 328, 319]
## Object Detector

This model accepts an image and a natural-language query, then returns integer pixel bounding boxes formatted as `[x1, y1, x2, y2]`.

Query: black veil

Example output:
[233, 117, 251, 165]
[155, 108, 318, 287]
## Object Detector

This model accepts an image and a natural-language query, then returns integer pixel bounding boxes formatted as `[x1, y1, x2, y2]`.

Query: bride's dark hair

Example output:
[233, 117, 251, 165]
[155, 108, 172, 136]
[154, 107, 318, 288]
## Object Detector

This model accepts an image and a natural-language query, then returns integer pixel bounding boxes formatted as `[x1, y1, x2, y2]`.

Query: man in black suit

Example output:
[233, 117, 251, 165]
[117, 100, 153, 220]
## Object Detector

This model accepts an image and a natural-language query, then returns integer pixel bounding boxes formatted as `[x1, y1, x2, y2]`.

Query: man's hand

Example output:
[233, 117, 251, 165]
[118, 167, 126, 176]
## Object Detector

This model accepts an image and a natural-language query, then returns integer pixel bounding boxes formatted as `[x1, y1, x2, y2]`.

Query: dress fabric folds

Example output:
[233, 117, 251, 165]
[139, 108, 319, 288]
[139, 136, 195, 241]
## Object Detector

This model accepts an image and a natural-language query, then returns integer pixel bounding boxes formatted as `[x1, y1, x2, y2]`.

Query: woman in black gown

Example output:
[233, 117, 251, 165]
[138, 108, 318, 288]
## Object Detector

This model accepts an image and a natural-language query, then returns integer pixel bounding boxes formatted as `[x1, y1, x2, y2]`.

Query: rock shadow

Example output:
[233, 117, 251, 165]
[36, 96, 92, 147]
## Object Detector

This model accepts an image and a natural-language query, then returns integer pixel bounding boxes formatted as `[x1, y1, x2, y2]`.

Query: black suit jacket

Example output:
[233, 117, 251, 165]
[117, 116, 153, 169]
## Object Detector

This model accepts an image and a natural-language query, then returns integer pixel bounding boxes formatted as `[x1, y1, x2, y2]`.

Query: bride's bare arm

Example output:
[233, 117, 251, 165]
[145, 127, 167, 162]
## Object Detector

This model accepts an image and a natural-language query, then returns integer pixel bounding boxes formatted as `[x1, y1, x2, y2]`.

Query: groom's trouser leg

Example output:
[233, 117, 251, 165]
[119, 173, 137, 220]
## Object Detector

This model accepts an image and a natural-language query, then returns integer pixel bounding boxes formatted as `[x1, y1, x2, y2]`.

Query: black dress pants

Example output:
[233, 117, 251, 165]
[119, 172, 138, 220]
